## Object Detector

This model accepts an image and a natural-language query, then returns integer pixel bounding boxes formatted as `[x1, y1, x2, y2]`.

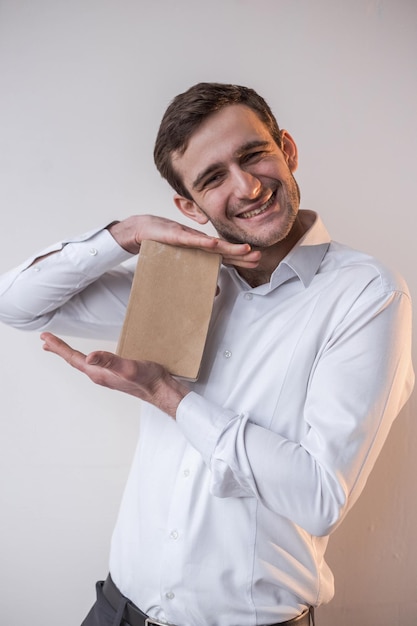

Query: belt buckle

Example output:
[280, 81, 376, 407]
[145, 619, 171, 626]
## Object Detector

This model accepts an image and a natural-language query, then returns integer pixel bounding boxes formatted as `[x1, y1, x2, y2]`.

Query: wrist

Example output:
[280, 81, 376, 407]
[107, 218, 141, 255]
[150, 373, 189, 419]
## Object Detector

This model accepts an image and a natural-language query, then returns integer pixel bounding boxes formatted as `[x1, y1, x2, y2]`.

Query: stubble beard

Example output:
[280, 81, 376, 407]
[202, 173, 301, 249]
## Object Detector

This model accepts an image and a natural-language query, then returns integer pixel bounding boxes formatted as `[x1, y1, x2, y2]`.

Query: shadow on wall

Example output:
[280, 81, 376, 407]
[316, 395, 417, 626]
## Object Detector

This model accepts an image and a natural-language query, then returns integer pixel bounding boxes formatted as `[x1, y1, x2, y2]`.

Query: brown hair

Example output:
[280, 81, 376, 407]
[153, 82, 283, 200]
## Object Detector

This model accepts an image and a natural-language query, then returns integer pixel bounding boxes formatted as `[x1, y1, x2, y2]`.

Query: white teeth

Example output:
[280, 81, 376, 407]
[239, 193, 275, 219]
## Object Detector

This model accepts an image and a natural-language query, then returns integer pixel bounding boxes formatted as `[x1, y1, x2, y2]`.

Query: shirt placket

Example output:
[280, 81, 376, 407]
[158, 445, 203, 623]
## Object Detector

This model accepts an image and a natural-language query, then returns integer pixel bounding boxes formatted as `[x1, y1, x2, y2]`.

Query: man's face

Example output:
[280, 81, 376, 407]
[172, 104, 300, 249]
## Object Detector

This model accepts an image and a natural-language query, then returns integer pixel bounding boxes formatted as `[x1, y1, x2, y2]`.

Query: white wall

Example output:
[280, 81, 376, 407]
[0, 1, 416, 624]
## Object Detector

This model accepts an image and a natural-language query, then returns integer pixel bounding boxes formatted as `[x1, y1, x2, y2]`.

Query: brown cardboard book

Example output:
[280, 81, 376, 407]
[117, 240, 221, 380]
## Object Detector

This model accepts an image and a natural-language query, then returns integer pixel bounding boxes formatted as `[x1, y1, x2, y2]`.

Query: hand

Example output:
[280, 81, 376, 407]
[108, 215, 261, 269]
[40, 332, 189, 418]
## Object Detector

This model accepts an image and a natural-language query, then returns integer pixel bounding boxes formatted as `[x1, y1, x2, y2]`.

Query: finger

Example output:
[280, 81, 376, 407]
[84, 351, 138, 389]
[172, 226, 253, 257]
[40, 331, 73, 357]
[224, 259, 261, 269]
[40, 332, 88, 372]
[85, 351, 168, 399]
[210, 240, 253, 256]
[86, 350, 138, 378]
[222, 250, 262, 268]
[87, 351, 167, 383]
[163, 224, 219, 249]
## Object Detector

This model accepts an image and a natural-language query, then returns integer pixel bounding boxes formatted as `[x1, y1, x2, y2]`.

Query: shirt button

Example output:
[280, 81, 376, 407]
[183, 469, 190, 477]
[89, 248, 98, 256]
[165, 592, 175, 600]
[244, 292, 253, 300]
[170, 530, 179, 540]
[33, 267, 40, 272]
[223, 350, 232, 359]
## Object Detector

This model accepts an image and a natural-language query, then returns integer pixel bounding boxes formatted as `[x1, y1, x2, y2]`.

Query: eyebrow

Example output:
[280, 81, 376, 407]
[191, 139, 271, 191]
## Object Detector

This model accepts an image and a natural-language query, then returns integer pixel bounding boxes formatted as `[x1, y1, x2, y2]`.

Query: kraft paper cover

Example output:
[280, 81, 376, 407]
[117, 240, 221, 380]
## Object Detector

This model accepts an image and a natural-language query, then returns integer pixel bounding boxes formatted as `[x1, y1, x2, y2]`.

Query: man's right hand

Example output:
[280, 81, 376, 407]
[108, 214, 261, 269]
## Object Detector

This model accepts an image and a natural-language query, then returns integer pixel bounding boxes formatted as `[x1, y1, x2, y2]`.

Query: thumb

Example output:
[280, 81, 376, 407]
[86, 351, 118, 368]
[85, 351, 141, 382]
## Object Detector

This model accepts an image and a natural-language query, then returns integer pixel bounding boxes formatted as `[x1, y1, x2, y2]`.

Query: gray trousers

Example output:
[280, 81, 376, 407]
[81, 579, 316, 626]
[81, 581, 129, 626]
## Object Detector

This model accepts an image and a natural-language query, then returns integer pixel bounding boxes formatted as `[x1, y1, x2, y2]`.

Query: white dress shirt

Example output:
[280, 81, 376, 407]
[0, 211, 414, 625]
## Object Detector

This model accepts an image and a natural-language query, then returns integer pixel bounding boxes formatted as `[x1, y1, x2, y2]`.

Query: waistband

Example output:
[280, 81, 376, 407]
[102, 575, 313, 626]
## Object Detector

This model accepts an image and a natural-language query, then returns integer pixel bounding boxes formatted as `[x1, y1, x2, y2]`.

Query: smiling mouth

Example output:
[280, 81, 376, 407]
[237, 190, 277, 219]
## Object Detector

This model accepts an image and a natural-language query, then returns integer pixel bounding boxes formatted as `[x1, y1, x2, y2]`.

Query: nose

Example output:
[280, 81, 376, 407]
[231, 166, 261, 200]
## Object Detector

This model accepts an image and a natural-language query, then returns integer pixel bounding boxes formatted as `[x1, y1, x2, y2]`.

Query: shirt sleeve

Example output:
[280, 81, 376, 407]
[0, 227, 135, 339]
[176, 285, 414, 537]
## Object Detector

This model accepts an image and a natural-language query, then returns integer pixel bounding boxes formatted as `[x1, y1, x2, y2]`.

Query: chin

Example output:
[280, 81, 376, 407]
[246, 216, 297, 249]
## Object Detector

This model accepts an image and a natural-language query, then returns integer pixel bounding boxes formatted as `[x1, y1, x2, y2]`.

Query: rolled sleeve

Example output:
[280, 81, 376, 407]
[177, 391, 239, 467]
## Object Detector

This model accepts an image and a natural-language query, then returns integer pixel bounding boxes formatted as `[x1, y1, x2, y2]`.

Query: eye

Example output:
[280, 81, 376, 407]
[202, 172, 225, 189]
[242, 150, 266, 164]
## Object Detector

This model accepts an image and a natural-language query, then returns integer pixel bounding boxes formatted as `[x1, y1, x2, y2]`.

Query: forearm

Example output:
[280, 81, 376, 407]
[177, 393, 346, 536]
[0, 227, 133, 332]
[0, 213, 260, 332]
[176, 290, 414, 536]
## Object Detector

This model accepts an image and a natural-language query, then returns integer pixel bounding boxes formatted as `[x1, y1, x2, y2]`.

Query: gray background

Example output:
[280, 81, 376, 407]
[0, 1, 416, 624]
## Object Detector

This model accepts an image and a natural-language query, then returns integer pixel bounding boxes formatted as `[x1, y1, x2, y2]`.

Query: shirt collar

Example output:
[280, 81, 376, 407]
[273, 210, 331, 289]
[227, 210, 331, 292]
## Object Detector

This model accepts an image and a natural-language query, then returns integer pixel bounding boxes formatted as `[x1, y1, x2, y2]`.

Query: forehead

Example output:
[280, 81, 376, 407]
[172, 104, 275, 188]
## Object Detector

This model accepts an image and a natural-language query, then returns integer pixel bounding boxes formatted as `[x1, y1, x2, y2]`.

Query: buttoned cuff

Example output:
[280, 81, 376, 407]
[60, 228, 135, 277]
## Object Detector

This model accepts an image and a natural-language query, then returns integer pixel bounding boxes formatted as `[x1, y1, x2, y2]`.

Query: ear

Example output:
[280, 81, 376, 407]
[173, 195, 209, 225]
[280, 130, 298, 172]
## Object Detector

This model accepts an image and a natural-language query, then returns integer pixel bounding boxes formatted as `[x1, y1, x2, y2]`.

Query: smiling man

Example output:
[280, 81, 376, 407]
[0, 83, 414, 626]
[171, 104, 303, 286]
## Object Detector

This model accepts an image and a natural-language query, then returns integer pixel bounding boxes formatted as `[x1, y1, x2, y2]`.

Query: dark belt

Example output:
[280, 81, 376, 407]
[102, 575, 313, 626]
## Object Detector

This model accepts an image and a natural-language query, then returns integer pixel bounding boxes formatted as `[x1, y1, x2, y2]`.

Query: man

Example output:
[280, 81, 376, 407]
[0, 83, 414, 626]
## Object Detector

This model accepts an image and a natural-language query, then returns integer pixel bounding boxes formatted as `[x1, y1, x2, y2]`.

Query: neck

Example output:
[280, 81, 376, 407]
[237, 265, 275, 288]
